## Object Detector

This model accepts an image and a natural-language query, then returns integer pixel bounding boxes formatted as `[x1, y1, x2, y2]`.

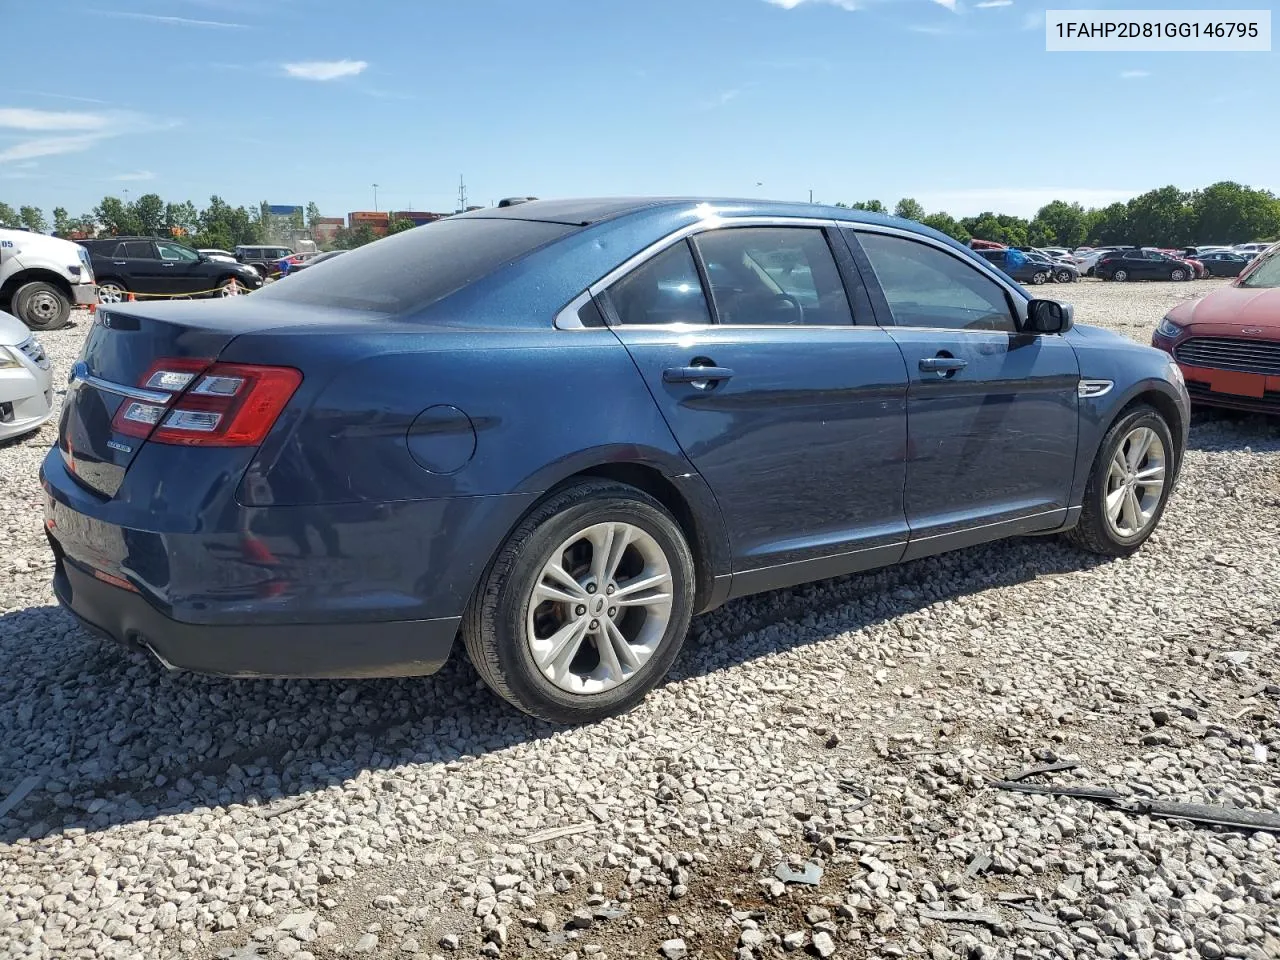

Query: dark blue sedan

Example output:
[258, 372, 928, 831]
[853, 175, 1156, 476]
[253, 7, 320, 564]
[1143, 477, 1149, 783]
[41, 198, 1190, 723]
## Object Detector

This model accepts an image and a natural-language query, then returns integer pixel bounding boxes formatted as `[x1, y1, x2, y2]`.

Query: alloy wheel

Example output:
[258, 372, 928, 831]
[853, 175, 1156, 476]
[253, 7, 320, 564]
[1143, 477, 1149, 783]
[1032, 271, 1048, 284]
[98, 283, 125, 304]
[1104, 427, 1166, 539]
[1113, 269, 1128, 282]
[525, 521, 673, 695]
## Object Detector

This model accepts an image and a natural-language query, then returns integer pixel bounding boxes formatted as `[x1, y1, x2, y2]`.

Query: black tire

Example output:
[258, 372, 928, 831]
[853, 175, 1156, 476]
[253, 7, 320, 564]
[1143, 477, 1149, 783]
[1112, 269, 1128, 282]
[1055, 269, 1074, 283]
[462, 479, 696, 724]
[12, 281, 71, 331]
[1030, 271, 1049, 285]
[1066, 404, 1176, 557]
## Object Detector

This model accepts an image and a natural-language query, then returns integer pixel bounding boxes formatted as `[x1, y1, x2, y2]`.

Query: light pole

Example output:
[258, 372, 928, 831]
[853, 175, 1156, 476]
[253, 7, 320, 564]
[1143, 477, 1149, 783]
[372, 184, 379, 212]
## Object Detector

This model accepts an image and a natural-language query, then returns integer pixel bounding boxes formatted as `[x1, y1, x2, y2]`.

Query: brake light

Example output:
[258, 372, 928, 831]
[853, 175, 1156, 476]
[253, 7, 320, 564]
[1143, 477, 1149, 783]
[153, 363, 302, 446]
[108, 357, 301, 447]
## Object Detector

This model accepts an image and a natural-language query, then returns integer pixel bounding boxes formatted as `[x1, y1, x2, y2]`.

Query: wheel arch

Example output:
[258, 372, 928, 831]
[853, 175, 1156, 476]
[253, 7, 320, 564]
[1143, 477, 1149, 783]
[0, 267, 74, 308]
[1075, 380, 1188, 509]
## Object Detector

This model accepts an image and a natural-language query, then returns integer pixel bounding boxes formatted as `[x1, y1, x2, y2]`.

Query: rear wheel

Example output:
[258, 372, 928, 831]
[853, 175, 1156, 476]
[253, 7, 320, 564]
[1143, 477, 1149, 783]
[12, 281, 71, 330]
[1112, 269, 1129, 282]
[462, 479, 696, 724]
[97, 280, 128, 304]
[1031, 270, 1049, 285]
[1067, 405, 1175, 557]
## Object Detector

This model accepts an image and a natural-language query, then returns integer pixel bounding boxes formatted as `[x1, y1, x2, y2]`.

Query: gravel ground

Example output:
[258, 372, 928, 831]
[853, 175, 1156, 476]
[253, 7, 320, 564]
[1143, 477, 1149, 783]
[2, 279, 1278, 960]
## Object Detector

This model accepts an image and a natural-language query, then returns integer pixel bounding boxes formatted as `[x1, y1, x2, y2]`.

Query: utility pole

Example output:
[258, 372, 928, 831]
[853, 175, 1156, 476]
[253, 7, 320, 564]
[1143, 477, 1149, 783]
[809, 189, 813, 204]
[372, 184, 379, 212]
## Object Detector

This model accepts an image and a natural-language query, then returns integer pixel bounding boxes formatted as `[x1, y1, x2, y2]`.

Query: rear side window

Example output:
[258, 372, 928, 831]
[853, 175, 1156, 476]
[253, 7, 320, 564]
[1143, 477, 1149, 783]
[606, 241, 711, 326]
[255, 218, 576, 313]
[120, 241, 153, 259]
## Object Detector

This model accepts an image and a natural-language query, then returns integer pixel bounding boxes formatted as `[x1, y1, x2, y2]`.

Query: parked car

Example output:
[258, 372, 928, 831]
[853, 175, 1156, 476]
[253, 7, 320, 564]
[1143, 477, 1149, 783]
[1038, 247, 1072, 261]
[1232, 242, 1271, 256]
[1096, 249, 1195, 282]
[1073, 247, 1121, 277]
[198, 248, 239, 263]
[78, 238, 264, 303]
[1193, 251, 1252, 277]
[0, 308, 53, 440]
[279, 250, 346, 275]
[42, 198, 1189, 723]
[975, 248, 1055, 284]
[235, 244, 295, 278]
[1152, 241, 1279, 413]
[1026, 250, 1079, 283]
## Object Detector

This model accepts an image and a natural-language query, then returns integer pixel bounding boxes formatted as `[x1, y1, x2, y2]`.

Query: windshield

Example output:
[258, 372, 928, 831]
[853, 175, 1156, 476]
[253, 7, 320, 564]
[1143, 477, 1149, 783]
[253, 217, 578, 312]
[1239, 246, 1280, 288]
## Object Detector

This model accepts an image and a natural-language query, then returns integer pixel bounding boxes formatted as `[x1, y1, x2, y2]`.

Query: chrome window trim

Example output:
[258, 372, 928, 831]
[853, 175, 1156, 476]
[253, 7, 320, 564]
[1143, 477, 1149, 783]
[69, 361, 172, 404]
[555, 216, 841, 330]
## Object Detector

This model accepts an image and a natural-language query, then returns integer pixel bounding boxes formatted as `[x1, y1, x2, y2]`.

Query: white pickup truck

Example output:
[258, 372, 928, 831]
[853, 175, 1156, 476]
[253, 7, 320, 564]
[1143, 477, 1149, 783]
[0, 227, 98, 330]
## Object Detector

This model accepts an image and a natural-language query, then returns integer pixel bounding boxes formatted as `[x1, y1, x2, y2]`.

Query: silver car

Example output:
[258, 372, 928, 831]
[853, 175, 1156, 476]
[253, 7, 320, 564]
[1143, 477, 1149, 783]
[0, 309, 54, 441]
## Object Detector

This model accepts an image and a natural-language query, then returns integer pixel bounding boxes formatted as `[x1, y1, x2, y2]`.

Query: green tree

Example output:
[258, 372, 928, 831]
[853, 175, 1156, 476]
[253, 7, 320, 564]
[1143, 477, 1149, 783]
[165, 201, 199, 238]
[1028, 200, 1088, 249]
[133, 193, 165, 235]
[1125, 186, 1191, 246]
[53, 207, 71, 236]
[1087, 202, 1130, 245]
[70, 213, 98, 236]
[1189, 181, 1280, 245]
[0, 201, 17, 226]
[19, 206, 48, 233]
[305, 201, 322, 227]
[387, 218, 415, 235]
[920, 212, 971, 244]
[962, 212, 1028, 248]
[94, 196, 142, 235]
[893, 198, 925, 222]
[849, 200, 886, 214]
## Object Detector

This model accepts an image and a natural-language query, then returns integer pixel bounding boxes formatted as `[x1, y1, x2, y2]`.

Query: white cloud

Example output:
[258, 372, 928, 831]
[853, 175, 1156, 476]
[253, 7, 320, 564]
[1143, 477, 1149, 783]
[975, 0, 1013, 7]
[94, 10, 248, 28]
[282, 60, 368, 81]
[1120, 69, 1151, 79]
[111, 170, 156, 181]
[913, 187, 1136, 218]
[0, 107, 110, 131]
[0, 134, 105, 162]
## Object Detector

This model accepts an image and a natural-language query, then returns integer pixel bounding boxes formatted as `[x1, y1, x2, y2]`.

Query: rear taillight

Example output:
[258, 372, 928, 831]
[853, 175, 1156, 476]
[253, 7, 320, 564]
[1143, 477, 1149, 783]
[109, 357, 301, 447]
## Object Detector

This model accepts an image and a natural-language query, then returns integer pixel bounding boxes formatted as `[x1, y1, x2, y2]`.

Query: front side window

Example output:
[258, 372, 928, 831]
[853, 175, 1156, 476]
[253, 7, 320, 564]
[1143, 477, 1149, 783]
[606, 241, 711, 326]
[156, 241, 199, 262]
[692, 227, 852, 326]
[856, 231, 1017, 333]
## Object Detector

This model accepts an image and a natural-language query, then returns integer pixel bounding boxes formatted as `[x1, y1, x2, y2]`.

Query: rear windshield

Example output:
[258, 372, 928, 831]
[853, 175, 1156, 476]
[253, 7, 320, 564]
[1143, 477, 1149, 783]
[253, 218, 577, 313]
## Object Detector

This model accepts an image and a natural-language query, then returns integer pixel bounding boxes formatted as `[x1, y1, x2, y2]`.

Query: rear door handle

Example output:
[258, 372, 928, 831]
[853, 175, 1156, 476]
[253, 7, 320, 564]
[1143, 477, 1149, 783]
[919, 357, 968, 374]
[663, 365, 735, 384]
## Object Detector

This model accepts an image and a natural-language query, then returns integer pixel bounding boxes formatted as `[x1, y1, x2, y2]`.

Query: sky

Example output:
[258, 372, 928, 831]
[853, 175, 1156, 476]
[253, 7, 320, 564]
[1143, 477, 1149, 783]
[3, 0, 1277, 221]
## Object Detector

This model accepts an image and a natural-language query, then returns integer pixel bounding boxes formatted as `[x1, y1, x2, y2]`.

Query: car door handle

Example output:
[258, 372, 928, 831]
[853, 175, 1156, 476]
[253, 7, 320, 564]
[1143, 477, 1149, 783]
[919, 357, 968, 374]
[663, 365, 735, 384]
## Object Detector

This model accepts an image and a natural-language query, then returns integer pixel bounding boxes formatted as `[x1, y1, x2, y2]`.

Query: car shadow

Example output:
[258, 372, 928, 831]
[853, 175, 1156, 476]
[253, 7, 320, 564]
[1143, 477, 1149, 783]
[1, 534, 1108, 845]
[1186, 406, 1280, 452]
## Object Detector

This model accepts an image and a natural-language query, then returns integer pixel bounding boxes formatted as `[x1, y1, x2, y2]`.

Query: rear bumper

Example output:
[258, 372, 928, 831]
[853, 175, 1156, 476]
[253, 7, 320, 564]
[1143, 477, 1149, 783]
[52, 543, 459, 678]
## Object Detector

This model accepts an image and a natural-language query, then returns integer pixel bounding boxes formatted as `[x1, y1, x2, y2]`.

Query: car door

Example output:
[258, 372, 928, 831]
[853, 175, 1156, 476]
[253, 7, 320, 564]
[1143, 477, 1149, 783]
[108, 240, 166, 294]
[598, 222, 910, 595]
[847, 227, 1080, 559]
[153, 240, 205, 295]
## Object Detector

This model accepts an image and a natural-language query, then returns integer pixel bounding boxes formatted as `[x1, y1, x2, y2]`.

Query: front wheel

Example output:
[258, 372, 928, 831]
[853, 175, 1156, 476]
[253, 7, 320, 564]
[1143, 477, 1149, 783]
[217, 278, 245, 297]
[462, 479, 696, 724]
[1055, 269, 1075, 283]
[1066, 405, 1175, 557]
[1170, 269, 1187, 281]
[12, 281, 71, 330]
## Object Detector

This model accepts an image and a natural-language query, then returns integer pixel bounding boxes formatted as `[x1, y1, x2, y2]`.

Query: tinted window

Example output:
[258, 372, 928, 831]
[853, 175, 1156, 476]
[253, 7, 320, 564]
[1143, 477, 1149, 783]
[1124, 251, 1144, 260]
[156, 241, 199, 262]
[693, 227, 852, 326]
[254, 218, 576, 313]
[121, 241, 154, 259]
[607, 241, 710, 326]
[857, 232, 1016, 333]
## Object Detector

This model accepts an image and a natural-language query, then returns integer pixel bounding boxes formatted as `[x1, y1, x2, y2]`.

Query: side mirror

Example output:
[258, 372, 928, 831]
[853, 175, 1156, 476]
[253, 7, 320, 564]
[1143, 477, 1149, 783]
[1026, 299, 1073, 335]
